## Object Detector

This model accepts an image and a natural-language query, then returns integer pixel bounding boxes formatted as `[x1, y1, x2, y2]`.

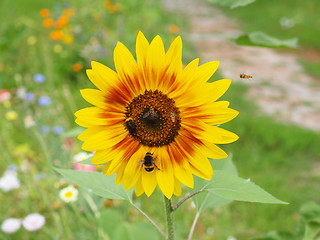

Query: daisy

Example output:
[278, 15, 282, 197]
[75, 32, 239, 199]
[59, 185, 79, 202]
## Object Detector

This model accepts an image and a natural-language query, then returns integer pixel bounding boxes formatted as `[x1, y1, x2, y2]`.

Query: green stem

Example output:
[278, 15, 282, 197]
[172, 190, 204, 211]
[164, 195, 174, 240]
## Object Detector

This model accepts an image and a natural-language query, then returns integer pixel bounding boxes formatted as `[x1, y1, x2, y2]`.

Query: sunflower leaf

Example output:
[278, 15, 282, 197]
[189, 156, 237, 211]
[207, 0, 256, 9]
[204, 170, 288, 204]
[235, 31, 298, 48]
[74, 156, 93, 165]
[54, 168, 133, 202]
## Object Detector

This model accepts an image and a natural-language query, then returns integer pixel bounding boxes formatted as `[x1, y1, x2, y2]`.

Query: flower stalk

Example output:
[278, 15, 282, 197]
[164, 195, 174, 240]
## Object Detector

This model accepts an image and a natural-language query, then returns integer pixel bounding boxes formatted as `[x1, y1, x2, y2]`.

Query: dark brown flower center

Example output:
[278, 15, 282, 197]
[125, 90, 181, 147]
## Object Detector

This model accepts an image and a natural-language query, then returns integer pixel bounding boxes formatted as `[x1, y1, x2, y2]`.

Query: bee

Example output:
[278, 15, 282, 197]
[240, 73, 253, 79]
[170, 111, 177, 123]
[125, 117, 136, 135]
[139, 152, 160, 172]
[142, 107, 159, 120]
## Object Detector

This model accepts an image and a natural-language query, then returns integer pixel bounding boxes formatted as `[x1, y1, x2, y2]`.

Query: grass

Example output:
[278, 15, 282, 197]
[1, 0, 320, 239]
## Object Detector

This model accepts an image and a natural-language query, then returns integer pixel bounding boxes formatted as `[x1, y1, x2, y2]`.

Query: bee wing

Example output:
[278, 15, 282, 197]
[142, 111, 150, 118]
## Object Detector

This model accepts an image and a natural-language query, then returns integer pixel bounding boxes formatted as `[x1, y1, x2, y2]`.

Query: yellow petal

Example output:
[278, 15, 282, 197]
[201, 141, 229, 160]
[189, 164, 213, 181]
[173, 178, 182, 196]
[135, 179, 145, 197]
[142, 170, 157, 197]
[146, 35, 165, 90]
[156, 149, 174, 199]
[91, 61, 118, 83]
[92, 149, 118, 164]
[172, 159, 194, 188]
[81, 130, 126, 151]
[202, 125, 239, 144]
[80, 89, 107, 109]
[187, 149, 213, 176]
[75, 107, 124, 126]
[122, 148, 144, 190]
[193, 61, 219, 85]
[209, 79, 231, 102]
[114, 41, 139, 95]
[136, 31, 149, 67]
[205, 108, 239, 125]
[86, 69, 109, 92]
[115, 162, 126, 186]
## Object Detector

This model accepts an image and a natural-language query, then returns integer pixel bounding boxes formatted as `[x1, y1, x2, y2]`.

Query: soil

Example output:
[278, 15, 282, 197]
[162, 0, 320, 131]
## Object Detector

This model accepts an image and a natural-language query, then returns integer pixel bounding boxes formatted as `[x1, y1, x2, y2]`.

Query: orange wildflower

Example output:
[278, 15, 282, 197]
[55, 16, 69, 29]
[103, 0, 112, 9]
[40, 9, 50, 18]
[72, 63, 83, 72]
[42, 18, 54, 28]
[50, 30, 63, 40]
[63, 8, 75, 17]
[169, 25, 180, 34]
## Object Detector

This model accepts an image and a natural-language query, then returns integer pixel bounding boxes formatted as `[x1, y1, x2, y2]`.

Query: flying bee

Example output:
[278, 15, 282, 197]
[139, 152, 160, 173]
[142, 107, 159, 120]
[240, 73, 253, 79]
[125, 117, 136, 135]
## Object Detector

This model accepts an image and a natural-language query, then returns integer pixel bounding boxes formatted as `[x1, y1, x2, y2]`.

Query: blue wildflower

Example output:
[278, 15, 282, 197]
[38, 96, 51, 106]
[40, 125, 50, 133]
[25, 93, 35, 101]
[53, 126, 64, 135]
[33, 74, 46, 83]
[8, 165, 17, 172]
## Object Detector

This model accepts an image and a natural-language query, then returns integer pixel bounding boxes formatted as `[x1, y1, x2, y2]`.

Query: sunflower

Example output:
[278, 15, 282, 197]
[75, 32, 239, 199]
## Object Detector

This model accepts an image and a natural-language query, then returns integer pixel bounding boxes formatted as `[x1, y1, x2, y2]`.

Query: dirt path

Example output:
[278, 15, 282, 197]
[163, 0, 320, 131]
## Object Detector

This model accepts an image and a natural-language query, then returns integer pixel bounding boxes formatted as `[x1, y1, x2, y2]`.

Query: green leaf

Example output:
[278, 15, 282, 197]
[204, 170, 288, 204]
[61, 127, 85, 138]
[235, 31, 298, 48]
[304, 221, 320, 240]
[74, 156, 94, 165]
[54, 168, 133, 202]
[297, 202, 320, 239]
[211, 155, 238, 176]
[190, 156, 237, 211]
[207, 0, 256, 9]
[252, 231, 296, 240]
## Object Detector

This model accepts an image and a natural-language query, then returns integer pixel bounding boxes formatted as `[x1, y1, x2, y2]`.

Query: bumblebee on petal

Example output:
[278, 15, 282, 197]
[139, 152, 160, 173]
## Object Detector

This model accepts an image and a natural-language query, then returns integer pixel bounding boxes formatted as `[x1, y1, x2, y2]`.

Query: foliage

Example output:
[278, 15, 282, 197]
[253, 201, 320, 240]
[207, 0, 256, 9]
[235, 31, 298, 48]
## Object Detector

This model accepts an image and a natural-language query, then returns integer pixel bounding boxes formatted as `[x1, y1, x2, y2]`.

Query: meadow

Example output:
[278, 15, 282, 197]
[1, 0, 319, 239]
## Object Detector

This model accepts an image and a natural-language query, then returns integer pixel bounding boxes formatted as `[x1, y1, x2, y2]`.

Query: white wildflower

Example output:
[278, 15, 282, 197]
[22, 213, 45, 232]
[59, 185, 79, 203]
[1, 218, 21, 234]
[0, 170, 20, 192]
